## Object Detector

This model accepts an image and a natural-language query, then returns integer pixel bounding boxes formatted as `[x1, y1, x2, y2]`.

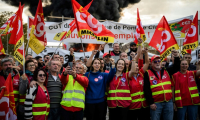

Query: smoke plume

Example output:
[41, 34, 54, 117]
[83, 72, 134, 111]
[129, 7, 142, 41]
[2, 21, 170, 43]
[2, 0, 140, 21]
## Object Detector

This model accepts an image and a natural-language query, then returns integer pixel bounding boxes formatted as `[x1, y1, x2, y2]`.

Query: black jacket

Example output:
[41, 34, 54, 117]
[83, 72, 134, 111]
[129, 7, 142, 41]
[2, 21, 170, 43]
[143, 57, 180, 105]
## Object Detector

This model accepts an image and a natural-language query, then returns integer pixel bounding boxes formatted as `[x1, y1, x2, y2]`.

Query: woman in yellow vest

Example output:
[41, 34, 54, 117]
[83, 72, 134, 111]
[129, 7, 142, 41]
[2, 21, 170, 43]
[172, 59, 200, 120]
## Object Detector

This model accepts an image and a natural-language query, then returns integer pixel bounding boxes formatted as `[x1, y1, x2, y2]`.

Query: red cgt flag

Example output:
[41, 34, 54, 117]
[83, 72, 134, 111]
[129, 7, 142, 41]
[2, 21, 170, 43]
[181, 11, 198, 55]
[0, 74, 17, 120]
[72, 0, 114, 43]
[149, 16, 179, 61]
[0, 4, 24, 36]
[29, 0, 47, 54]
[134, 8, 146, 44]
[27, 16, 34, 39]
[54, 0, 93, 41]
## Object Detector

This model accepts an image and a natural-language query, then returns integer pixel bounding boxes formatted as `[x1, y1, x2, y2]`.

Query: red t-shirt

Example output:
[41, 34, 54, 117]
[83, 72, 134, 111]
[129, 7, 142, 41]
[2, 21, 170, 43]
[178, 71, 197, 106]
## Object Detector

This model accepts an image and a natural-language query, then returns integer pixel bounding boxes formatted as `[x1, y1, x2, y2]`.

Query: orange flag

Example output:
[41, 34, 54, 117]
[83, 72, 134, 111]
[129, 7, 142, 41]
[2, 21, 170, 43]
[134, 8, 146, 44]
[149, 16, 179, 61]
[54, 0, 93, 41]
[0, 74, 17, 120]
[0, 37, 5, 55]
[29, 0, 47, 54]
[181, 11, 198, 55]
[72, 0, 114, 43]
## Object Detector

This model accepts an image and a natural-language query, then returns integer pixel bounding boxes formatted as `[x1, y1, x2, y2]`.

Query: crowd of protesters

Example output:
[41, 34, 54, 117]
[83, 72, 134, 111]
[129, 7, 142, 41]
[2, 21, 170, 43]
[1, 38, 200, 120]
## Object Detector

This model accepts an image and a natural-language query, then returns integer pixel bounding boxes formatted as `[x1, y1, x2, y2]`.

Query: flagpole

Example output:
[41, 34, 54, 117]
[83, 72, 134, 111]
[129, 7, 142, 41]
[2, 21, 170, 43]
[25, 16, 30, 54]
[23, 41, 25, 74]
[80, 38, 85, 57]
[0, 29, 6, 36]
[197, 21, 199, 65]
[49, 15, 64, 61]
[7, 34, 8, 54]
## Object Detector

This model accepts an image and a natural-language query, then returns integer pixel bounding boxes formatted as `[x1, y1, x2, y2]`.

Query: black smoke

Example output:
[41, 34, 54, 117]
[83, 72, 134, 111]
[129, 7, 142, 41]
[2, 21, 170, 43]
[2, 0, 140, 22]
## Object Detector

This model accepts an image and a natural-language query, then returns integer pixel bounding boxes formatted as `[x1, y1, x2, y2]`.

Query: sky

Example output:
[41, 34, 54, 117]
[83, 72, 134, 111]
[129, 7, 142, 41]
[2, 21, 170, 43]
[0, 0, 200, 24]
[120, 0, 200, 25]
[0, 0, 200, 46]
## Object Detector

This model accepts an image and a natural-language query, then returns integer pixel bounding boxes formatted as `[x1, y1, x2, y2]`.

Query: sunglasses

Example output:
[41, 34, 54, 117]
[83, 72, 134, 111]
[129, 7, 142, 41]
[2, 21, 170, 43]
[153, 60, 161, 64]
[38, 74, 46, 77]
[104, 56, 111, 58]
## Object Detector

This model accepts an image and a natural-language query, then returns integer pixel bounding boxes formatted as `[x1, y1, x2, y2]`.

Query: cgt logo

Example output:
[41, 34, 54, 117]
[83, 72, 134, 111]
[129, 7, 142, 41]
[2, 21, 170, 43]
[158, 30, 171, 53]
[0, 97, 17, 120]
[184, 24, 196, 43]
[76, 10, 102, 34]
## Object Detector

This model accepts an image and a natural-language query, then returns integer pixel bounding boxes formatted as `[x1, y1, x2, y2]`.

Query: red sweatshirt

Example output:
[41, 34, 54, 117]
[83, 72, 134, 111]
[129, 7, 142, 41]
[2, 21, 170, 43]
[60, 73, 89, 112]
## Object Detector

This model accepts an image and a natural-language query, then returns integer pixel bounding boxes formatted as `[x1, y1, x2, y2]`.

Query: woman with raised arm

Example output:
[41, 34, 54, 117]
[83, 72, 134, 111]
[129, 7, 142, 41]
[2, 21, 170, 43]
[172, 59, 200, 120]
[127, 48, 150, 120]
[84, 51, 116, 120]
[24, 69, 50, 120]
[107, 38, 143, 120]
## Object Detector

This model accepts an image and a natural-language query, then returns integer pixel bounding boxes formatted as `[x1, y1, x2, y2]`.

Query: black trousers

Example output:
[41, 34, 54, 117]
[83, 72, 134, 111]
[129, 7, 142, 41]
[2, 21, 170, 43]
[60, 108, 83, 120]
[127, 107, 150, 120]
[109, 107, 129, 120]
[85, 102, 105, 120]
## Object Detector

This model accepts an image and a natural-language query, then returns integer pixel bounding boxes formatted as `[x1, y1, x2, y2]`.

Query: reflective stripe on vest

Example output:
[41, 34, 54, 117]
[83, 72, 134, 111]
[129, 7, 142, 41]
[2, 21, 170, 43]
[107, 90, 131, 100]
[32, 103, 50, 116]
[32, 85, 50, 120]
[60, 75, 85, 108]
[13, 90, 19, 102]
[130, 91, 146, 103]
[148, 69, 172, 102]
[173, 71, 200, 108]
[19, 94, 26, 104]
[150, 81, 171, 89]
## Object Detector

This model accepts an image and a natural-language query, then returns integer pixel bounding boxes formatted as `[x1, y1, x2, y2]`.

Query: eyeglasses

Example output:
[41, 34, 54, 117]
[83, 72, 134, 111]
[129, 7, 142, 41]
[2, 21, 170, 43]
[28, 64, 35, 67]
[153, 60, 161, 64]
[76, 67, 83, 70]
[38, 74, 46, 77]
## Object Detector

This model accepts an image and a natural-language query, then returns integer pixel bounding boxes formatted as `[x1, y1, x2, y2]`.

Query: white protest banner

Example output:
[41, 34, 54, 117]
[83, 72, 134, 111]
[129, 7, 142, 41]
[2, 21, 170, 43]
[32, 47, 103, 63]
[44, 15, 193, 44]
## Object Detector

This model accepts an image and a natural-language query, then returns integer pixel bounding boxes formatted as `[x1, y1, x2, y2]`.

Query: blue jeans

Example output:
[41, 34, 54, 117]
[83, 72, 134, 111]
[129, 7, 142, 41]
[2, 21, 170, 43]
[48, 108, 61, 120]
[150, 99, 173, 120]
[177, 105, 198, 120]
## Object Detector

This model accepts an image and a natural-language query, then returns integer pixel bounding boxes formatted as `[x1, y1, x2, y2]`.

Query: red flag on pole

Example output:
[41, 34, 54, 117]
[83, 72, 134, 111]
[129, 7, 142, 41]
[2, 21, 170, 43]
[0, 4, 24, 36]
[72, 0, 114, 43]
[181, 11, 198, 55]
[149, 16, 179, 61]
[0, 74, 17, 120]
[8, 3, 25, 65]
[29, 0, 47, 54]
[134, 8, 146, 44]
[54, 0, 93, 41]
[27, 16, 34, 39]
